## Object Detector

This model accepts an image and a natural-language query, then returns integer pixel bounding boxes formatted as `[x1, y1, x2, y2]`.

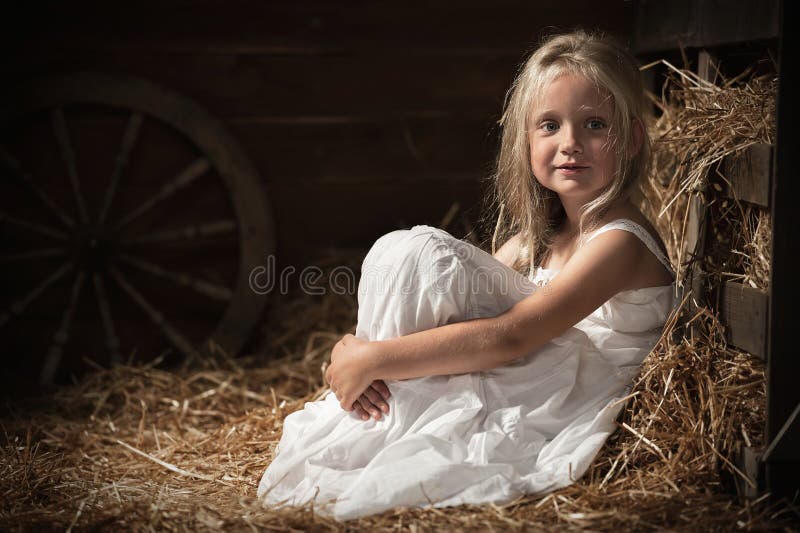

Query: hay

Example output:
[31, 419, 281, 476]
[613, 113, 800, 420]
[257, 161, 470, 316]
[637, 60, 776, 292]
[3, 63, 799, 530]
[2, 294, 793, 531]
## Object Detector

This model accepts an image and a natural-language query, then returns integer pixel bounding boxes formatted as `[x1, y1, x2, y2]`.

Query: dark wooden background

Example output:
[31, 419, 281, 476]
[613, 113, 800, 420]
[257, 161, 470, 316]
[3, 1, 634, 266]
[0, 2, 633, 389]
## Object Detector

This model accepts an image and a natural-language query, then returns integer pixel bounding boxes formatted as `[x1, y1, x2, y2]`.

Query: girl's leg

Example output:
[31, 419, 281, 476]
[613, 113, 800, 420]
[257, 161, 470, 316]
[259, 226, 536, 512]
[355, 225, 536, 343]
[312, 226, 538, 518]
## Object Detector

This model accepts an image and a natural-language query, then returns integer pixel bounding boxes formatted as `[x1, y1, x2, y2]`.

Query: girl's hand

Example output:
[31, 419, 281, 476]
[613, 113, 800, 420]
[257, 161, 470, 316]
[353, 380, 392, 421]
[325, 333, 379, 411]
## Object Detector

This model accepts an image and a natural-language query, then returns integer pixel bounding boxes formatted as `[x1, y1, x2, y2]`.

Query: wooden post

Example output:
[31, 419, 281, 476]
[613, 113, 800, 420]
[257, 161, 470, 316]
[763, 0, 800, 502]
[681, 51, 716, 340]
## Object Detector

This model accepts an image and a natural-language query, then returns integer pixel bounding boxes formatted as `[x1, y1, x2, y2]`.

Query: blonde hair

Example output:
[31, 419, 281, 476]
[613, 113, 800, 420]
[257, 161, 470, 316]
[489, 30, 651, 274]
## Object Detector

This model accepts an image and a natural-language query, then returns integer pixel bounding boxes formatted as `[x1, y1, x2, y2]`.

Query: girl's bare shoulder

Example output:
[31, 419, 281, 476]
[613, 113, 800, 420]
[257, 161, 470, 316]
[600, 203, 669, 256]
[598, 203, 673, 288]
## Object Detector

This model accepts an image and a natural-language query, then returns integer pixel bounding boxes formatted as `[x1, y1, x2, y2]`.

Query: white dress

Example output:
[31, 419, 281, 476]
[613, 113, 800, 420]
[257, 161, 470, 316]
[257, 219, 679, 520]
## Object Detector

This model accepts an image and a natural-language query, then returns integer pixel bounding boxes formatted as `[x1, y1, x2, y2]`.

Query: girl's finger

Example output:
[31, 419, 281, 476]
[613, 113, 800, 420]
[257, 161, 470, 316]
[363, 387, 389, 414]
[370, 380, 391, 400]
[344, 390, 360, 411]
[357, 395, 382, 420]
[353, 403, 370, 421]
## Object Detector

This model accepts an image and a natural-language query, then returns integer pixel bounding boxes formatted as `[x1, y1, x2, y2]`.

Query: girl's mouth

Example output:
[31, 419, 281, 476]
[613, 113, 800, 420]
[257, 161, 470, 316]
[556, 165, 589, 174]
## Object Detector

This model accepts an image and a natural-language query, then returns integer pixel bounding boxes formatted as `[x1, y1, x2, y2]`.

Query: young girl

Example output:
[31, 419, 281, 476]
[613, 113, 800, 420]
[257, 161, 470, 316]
[258, 30, 678, 520]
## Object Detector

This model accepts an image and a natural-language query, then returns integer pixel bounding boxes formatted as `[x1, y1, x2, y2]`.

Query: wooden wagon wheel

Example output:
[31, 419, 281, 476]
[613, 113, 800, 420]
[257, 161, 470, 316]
[0, 72, 275, 385]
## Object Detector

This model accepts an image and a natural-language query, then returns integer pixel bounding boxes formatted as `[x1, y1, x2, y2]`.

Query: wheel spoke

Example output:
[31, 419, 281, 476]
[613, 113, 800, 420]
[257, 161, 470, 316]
[40, 270, 86, 384]
[107, 266, 201, 361]
[0, 247, 68, 264]
[1, 209, 71, 241]
[0, 145, 76, 228]
[51, 108, 89, 224]
[98, 112, 143, 225]
[111, 157, 210, 233]
[119, 253, 232, 302]
[0, 262, 73, 327]
[121, 219, 236, 244]
[93, 273, 121, 366]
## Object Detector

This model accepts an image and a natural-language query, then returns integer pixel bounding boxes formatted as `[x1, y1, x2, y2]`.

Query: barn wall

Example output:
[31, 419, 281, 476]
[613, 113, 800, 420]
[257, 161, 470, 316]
[4, 0, 634, 267]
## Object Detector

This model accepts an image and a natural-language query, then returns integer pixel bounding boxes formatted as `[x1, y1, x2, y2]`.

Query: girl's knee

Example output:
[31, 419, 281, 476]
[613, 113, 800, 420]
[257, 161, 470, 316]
[364, 226, 462, 268]
[361, 227, 466, 294]
[362, 229, 411, 269]
[407, 226, 475, 262]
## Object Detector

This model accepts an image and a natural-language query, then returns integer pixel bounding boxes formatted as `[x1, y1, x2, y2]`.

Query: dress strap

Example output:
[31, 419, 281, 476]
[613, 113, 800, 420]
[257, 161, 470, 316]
[586, 219, 675, 277]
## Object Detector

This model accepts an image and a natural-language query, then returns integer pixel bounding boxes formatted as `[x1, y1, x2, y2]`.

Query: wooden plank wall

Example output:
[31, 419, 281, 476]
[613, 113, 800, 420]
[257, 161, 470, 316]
[3, 1, 634, 268]
[718, 145, 772, 361]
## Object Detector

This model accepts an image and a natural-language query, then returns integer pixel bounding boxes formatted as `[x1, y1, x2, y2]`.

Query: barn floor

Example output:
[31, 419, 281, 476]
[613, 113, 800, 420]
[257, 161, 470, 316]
[1, 258, 798, 532]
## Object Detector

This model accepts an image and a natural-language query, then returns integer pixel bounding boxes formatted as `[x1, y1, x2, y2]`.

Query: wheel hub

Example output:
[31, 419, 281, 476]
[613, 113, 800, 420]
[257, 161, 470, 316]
[76, 225, 114, 271]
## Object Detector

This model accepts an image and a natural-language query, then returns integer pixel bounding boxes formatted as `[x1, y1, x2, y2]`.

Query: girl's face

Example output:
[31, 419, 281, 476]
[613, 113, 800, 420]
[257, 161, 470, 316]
[528, 74, 617, 205]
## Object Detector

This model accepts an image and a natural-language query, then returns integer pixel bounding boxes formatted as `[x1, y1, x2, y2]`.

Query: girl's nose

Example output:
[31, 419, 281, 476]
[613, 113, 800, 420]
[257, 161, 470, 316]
[559, 126, 583, 154]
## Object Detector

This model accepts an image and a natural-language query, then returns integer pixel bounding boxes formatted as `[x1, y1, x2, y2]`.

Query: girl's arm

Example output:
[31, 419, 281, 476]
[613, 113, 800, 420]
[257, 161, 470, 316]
[326, 229, 647, 410]
[492, 232, 522, 267]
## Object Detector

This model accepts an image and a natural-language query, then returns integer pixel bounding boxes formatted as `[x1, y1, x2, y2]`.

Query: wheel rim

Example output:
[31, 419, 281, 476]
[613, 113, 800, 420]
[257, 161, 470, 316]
[0, 72, 275, 383]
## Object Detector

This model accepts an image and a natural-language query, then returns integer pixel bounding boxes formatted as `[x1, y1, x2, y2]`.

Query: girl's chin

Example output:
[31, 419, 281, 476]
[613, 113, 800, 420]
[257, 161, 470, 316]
[551, 188, 606, 202]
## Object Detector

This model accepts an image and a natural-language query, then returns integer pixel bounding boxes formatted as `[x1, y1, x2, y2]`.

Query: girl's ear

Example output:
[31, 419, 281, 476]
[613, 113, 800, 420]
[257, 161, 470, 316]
[631, 118, 644, 156]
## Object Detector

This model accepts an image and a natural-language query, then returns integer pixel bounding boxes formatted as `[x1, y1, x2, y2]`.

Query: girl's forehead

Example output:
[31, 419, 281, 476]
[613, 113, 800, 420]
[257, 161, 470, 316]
[544, 75, 612, 101]
[529, 74, 614, 114]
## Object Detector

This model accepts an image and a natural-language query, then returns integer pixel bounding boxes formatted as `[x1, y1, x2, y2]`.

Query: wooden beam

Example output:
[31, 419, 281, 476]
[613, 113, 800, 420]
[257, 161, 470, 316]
[720, 144, 772, 208]
[762, 401, 800, 463]
[719, 281, 768, 360]
[9, 2, 635, 58]
[735, 446, 763, 499]
[633, 0, 780, 54]
[765, 0, 800, 501]
[680, 50, 716, 336]
[3, 50, 521, 119]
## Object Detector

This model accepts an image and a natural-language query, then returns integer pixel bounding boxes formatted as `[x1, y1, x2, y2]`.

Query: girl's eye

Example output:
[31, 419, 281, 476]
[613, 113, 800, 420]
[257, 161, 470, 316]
[541, 121, 558, 132]
[586, 119, 606, 130]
